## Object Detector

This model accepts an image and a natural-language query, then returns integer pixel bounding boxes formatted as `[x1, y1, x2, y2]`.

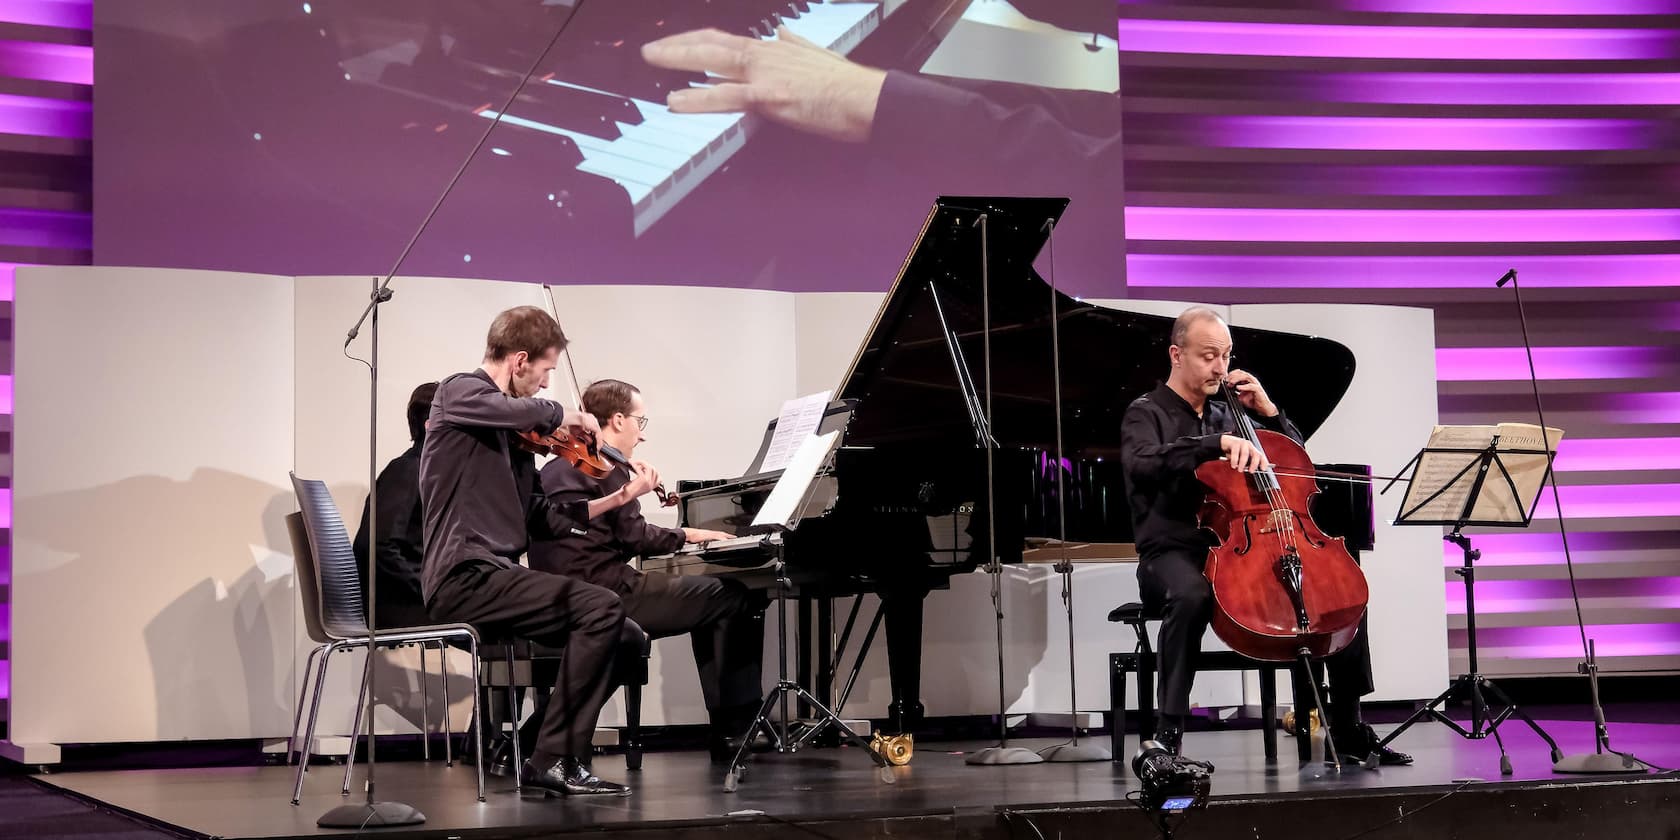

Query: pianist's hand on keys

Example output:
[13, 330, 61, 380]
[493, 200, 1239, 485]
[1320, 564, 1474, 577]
[642, 25, 887, 143]
[683, 527, 736, 544]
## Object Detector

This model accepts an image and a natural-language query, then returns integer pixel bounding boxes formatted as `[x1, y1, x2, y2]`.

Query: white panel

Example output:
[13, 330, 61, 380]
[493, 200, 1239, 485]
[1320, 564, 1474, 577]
[11, 266, 296, 743]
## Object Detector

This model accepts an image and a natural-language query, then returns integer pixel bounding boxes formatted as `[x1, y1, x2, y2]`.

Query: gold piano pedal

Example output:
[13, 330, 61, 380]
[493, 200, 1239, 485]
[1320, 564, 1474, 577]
[1282, 708, 1321, 735]
[870, 731, 914, 766]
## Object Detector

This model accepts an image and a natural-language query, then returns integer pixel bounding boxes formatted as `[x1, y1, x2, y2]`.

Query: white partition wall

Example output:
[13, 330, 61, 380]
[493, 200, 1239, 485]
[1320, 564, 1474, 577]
[6, 268, 1446, 752]
[10, 267, 297, 751]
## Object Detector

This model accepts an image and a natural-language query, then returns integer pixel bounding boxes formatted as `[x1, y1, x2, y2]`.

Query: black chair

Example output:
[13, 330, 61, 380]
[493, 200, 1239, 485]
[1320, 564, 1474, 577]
[286, 474, 486, 805]
[1107, 602, 1281, 762]
[477, 618, 652, 789]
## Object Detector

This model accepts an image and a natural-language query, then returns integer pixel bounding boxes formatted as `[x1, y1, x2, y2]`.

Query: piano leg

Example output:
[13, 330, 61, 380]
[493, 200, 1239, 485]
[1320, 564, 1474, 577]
[882, 586, 930, 735]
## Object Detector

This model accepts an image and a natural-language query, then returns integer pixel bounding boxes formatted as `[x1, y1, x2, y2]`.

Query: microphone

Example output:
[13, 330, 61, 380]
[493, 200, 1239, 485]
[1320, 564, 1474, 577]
[1496, 268, 1516, 288]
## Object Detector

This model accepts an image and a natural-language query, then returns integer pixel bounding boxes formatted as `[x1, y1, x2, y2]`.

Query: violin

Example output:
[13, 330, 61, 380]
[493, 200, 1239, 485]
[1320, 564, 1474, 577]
[517, 426, 613, 480]
[1193, 379, 1369, 662]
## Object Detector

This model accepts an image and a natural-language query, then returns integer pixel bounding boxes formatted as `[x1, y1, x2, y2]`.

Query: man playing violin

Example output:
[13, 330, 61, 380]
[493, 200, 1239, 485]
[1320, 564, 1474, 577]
[1119, 306, 1410, 766]
[420, 306, 657, 797]
[528, 379, 770, 764]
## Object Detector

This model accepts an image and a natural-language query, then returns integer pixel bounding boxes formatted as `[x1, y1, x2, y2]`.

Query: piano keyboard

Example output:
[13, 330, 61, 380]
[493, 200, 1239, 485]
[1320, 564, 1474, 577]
[672, 534, 778, 557]
[478, 0, 886, 236]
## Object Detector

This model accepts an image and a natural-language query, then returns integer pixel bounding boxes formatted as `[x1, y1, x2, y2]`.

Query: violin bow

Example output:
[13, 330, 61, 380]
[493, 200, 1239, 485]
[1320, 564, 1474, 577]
[542, 283, 590, 409]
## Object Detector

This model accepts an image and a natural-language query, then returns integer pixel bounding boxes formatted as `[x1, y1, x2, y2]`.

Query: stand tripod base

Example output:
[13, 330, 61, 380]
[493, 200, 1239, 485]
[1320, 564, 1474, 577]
[1553, 751, 1652, 774]
[1037, 742, 1112, 762]
[317, 800, 424, 828]
[965, 746, 1045, 765]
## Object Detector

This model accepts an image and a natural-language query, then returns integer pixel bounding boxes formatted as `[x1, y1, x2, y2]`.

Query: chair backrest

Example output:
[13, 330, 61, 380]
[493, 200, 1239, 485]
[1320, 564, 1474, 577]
[289, 472, 371, 640]
[285, 511, 333, 645]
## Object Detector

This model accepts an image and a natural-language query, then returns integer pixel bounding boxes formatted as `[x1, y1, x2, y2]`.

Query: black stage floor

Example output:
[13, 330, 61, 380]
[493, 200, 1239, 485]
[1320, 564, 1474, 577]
[30, 720, 1680, 840]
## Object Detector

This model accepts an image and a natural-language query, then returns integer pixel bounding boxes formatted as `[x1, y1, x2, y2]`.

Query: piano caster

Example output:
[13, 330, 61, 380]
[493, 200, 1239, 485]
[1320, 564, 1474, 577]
[870, 732, 914, 766]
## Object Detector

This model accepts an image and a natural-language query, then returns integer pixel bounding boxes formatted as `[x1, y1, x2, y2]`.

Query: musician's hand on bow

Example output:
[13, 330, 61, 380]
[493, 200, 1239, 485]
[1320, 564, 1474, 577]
[1225, 369, 1278, 417]
[682, 527, 735, 544]
[1220, 435, 1271, 473]
[562, 408, 602, 438]
[622, 461, 662, 500]
[642, 26, 887, 143]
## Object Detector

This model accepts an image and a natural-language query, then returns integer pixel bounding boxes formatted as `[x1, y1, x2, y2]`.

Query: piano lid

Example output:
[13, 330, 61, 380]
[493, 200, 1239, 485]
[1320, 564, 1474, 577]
[836, 196, 1356, 454]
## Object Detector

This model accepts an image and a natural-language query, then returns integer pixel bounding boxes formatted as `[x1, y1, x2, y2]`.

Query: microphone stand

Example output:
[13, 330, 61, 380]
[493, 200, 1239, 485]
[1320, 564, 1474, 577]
[315, 6, 584, 826]
[1035, 218, 1108, 763]
[317, 279, 424, 828]
[1496, 268, 1653, 775]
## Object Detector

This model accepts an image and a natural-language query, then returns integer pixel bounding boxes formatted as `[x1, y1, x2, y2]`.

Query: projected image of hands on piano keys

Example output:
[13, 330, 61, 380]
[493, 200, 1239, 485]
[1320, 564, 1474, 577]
[481, 2, 889, 237]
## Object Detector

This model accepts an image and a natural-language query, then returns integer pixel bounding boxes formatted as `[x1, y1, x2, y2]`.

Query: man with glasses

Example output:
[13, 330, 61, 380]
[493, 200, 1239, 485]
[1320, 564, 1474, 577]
[528, 379, 769, 763]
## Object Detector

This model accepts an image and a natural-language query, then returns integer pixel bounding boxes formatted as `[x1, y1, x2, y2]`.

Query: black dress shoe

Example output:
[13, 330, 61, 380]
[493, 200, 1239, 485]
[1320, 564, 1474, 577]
[520, 757, 632, 797]
[1333, 723, 1414, 766]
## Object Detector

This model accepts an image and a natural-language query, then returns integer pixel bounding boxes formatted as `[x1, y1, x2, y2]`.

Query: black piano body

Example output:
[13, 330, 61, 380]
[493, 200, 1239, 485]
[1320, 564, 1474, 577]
[656, 196, 1373, 734]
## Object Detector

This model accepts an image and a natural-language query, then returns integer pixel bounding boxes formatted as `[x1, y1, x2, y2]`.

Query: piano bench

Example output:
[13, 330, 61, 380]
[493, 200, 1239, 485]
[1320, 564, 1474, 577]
[1107, 602, 1281, 763]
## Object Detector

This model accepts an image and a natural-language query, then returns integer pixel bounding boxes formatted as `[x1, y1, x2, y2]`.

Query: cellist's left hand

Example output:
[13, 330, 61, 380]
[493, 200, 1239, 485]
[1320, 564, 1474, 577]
[1226, 370, 1279, 417]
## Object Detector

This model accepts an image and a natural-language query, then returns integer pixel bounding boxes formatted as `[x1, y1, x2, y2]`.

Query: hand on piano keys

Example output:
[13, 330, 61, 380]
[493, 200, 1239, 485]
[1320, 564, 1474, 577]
[643, 23, 888, 143]
[682, 527, 737, 544]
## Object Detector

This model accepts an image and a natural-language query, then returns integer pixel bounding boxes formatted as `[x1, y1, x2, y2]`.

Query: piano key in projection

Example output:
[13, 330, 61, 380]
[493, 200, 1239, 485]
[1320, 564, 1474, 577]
[490, 0, 884, 236]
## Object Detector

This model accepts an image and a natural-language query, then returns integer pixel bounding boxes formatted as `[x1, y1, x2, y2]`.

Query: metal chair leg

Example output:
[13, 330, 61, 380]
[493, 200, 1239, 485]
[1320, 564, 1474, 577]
[420, 643, 431, 761]
[506, 645, 523, 793]
[292, 641, 341, 805]
[340, 645, 373, 796]
[290, 645, 325, 764]
[468, 638, 485, 802]
[439, 641, 454, 767]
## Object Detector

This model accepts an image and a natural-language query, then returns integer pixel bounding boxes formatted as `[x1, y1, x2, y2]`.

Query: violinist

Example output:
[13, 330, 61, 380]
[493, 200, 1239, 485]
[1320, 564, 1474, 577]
[528, 379, 769, 764]
[1118, 306, 1411, 765]
[420, 305, 653, 797]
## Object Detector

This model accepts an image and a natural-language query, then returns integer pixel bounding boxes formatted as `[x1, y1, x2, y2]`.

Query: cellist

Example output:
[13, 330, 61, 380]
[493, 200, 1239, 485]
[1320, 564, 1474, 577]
[1118, 306, 1411, 766]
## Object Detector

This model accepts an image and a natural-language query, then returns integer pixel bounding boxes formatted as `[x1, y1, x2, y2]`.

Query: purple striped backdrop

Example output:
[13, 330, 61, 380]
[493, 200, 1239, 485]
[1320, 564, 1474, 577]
[1122, 1, 1680, 676]
[0, 0, 92, 720]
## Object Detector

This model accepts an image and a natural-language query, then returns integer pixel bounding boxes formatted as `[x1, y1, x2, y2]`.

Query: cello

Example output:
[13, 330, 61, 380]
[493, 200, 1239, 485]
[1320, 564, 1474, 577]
[1194, 380, 1369, 663]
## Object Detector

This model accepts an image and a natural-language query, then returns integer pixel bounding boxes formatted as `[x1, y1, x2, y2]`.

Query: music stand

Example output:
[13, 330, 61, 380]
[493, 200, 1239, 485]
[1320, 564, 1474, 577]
[1371, 428, 1564, 774]
[720, 430, 896, 792]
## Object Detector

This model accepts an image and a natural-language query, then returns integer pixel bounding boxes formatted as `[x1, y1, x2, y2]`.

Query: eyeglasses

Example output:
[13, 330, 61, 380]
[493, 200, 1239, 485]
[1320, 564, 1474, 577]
[625, 414, 649, 431]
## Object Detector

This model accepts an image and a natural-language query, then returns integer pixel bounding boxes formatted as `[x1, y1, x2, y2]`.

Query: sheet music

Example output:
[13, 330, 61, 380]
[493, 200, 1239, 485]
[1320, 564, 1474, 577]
[760, 390, 833, 473]
[753, 431, 839, 529]
[1402, 423, 1562, 523]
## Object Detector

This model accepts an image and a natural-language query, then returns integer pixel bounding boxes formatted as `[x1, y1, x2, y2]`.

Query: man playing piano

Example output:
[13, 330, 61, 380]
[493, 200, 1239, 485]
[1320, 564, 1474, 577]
[421, 306, 653, 797]
[528, 379, 768, 765]
[1119, 306, 1411, 765]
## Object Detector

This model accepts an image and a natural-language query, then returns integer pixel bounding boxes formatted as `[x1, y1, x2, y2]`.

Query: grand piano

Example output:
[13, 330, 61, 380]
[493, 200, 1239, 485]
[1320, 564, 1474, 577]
[646, 196, 1374, 735]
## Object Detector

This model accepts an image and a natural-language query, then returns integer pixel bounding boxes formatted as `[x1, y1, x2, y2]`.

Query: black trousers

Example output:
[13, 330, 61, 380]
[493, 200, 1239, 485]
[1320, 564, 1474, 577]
[517, 571, 767, 749]
[1138, 548, 1374, 723]
[428, 560, 624, 760]
[621, 572, 766, 727]
[1137, 548, 1215, 719]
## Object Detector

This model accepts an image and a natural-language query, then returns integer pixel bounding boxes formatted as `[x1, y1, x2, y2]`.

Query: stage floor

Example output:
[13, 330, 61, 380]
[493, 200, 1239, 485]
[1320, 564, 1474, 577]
[33, 719, 1680, 840]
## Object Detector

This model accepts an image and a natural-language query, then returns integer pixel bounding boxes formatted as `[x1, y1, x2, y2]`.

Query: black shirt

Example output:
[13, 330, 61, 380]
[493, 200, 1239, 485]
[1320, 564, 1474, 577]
[1119, 382, 1303, 558]
[418, 369, 590, 602]
[527, 444, 685, 596]
[351, 443, 427, 627]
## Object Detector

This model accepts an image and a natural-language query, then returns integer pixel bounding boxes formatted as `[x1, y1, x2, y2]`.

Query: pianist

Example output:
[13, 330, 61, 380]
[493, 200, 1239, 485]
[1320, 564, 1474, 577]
[1119, 306, 1411, 766]
[420, 306, 648, 797]
[527, 379, 768, 764]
